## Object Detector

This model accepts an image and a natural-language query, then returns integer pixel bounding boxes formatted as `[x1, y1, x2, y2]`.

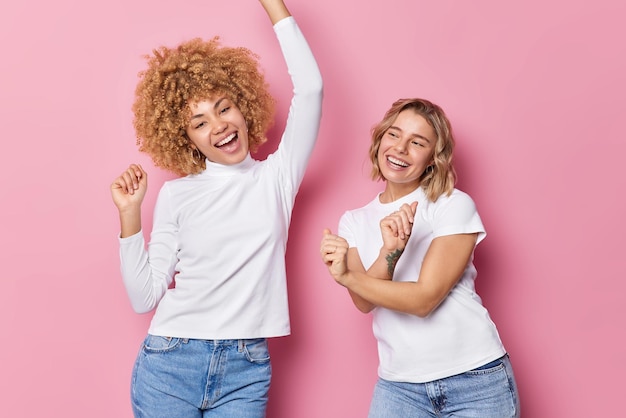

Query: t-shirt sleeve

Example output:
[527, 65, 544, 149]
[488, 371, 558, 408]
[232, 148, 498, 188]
[338, 211, 357, 248]
[431, 191, 486, 245]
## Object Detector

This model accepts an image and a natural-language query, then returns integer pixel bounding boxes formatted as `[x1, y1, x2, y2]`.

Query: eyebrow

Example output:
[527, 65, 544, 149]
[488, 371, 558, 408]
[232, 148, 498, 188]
[388, 125, 432, 143]
[190, 97, 228, 120]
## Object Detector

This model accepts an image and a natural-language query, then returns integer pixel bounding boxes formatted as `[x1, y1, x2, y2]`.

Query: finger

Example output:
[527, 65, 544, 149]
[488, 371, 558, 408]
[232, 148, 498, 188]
[323, 251, 344, 268]
[133, 163, 144, 177]
[126, 167, 140, 190]
[321, 232, 347, 247]
[119, 171, 137, 195]
[395, 207, 413, 236]
[320, 235, 332, 251]
[322, 250, 340, 262]
[113, 174, 133, 194]
[120, 165, 139, 189]
[321, 251, 336, 265]
[136, 164, 148, 186]
[381, 218, 400, 237]
[322, 242, 340, 255]
[127, 166, 145, 191]
[111, 178, 126, 193]
[399, 203, 416, 224]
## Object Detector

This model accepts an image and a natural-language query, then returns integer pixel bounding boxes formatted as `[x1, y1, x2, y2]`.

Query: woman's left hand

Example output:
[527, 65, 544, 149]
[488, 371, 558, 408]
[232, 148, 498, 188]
[379, 201, 418, 252]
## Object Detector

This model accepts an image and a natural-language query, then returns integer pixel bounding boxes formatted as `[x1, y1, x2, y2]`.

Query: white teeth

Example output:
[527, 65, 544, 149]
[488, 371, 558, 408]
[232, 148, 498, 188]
[216, 133, 236, 147]
[388, 156, 409, 167]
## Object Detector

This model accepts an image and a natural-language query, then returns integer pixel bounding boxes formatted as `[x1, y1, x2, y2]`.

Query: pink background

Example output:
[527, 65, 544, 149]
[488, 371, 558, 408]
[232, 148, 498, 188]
[1, 0, 624, 416]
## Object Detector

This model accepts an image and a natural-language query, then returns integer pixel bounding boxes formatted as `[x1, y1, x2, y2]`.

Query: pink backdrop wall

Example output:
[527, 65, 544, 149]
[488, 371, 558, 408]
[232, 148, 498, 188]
[1, 0, 624, 416]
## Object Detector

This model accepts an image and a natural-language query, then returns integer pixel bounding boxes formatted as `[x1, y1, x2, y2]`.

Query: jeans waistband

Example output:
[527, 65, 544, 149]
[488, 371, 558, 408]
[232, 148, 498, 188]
[154, 335, 266, 351]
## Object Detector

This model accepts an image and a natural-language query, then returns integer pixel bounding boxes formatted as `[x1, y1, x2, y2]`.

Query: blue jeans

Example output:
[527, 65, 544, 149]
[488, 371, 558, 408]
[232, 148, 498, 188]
[131, 335, 272, 418]
[368, 355, 520, 418]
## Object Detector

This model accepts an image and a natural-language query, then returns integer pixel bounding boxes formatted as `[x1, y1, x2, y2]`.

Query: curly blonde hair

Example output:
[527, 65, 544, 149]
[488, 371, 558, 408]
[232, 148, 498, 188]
[369, 98, 457, 202]
[132, 37, 275, 176]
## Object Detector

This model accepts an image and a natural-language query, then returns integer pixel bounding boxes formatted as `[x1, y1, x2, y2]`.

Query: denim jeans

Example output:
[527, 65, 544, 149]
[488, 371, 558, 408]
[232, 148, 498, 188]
[131, 335, 272, 418]
[368, 355, 520, 418]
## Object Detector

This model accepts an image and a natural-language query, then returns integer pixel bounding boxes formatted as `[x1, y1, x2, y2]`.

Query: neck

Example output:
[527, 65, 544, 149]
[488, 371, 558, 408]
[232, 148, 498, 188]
[379, 181, 420, 203]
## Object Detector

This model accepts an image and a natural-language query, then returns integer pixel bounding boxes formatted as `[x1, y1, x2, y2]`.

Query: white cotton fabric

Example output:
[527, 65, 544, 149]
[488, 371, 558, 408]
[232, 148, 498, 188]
[118, 17, 322, 340]
[339, 187, 506, 383]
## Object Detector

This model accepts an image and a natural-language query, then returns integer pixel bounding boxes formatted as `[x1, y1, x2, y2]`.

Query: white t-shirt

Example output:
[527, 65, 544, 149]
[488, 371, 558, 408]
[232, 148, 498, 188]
[339, 186, 506, 383]
[118, 17, 323, 340]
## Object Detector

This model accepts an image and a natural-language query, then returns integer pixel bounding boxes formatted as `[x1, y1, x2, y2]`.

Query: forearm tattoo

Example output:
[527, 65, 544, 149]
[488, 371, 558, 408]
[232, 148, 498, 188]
[385, 249, 403, 276]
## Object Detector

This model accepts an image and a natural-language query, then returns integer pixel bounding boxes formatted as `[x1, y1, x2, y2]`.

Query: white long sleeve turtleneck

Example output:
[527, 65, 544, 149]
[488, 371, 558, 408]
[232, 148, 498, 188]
[118, 17, 323, 339]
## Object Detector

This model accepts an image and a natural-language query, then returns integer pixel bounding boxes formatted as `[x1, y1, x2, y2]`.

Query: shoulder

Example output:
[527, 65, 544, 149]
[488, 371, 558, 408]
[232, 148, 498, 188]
[155, 173, 199, 198]
[339, 195, 381, 231]
[342, 194, 381, 218]
[424, 188, 485, 238]
[430, 188, 477, 212]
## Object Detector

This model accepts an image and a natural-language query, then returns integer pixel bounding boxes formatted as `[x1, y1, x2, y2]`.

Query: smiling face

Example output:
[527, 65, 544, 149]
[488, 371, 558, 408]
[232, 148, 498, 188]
[185, 96, 249, 166]
[377, 109, 436, 196]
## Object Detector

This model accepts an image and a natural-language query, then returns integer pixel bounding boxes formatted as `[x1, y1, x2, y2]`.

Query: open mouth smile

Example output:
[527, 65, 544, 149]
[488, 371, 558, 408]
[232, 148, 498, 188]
[216, 132, 237, 147]
[387, 156, 409, 168]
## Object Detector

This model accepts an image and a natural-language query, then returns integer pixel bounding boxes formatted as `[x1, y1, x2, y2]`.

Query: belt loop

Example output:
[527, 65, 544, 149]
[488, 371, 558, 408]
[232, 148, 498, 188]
[238, 339, 244, 352]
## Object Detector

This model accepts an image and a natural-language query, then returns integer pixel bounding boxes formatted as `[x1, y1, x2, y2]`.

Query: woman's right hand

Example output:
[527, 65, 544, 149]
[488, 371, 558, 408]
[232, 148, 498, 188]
[320, 229, 350, 285]
[110, 164, 148, 212]
[379, 201, 418, 252]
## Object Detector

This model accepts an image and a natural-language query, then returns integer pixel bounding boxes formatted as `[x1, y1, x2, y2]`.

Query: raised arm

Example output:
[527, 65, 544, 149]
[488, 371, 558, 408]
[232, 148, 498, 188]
[265, 3, 323, 191]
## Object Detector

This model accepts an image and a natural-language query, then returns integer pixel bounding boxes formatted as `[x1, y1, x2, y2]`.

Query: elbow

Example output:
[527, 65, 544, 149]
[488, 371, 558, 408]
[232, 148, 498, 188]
[410, 301, 440, 318]
[308, 70, 323, 94]
[356, 304, 374, 314]
[128, 295, 157, 314]
[348, 288, 375, 313]
[412, 308, 433, 318]
[313, 78, 324, 96]
[353, 299, 375, 314]
[130, 302, 154, 315]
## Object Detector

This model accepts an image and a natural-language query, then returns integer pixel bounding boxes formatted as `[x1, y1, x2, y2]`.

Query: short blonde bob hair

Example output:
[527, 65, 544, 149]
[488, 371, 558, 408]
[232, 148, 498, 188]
[369, 98, 457, 202]
[132, 37, 275, 176]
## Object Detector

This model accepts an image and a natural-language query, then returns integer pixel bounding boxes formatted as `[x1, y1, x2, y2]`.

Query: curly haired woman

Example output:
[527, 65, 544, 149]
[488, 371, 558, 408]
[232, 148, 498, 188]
[110, 0, 322, 416]
[321, 98, 519, 417]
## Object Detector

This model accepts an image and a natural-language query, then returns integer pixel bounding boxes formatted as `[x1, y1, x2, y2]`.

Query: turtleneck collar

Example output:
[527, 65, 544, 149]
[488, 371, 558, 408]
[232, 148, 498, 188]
[200, 153, 255, 177]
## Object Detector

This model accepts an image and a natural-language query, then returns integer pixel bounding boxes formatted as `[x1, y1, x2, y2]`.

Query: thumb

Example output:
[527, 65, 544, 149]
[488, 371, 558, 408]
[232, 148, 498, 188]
[410, 201, 418, 213]
[323, 228, 332, 236]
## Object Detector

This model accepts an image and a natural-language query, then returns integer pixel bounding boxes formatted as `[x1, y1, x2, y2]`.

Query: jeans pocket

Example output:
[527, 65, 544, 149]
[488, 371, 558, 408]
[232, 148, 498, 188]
[242, 338, 271, 363]
[465, 357, 505, 376]
[142, 334, 183, 353]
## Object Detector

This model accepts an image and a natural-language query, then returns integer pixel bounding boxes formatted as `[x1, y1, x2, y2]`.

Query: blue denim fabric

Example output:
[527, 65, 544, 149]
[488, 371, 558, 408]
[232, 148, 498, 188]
[131, 335, 271, 418]
[368, 355, 520, 418]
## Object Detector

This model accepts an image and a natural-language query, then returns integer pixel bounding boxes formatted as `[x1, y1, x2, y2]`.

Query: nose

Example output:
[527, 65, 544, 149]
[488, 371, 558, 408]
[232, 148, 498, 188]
[394, 139, 408, 154]
[211, 119, 228, 135]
